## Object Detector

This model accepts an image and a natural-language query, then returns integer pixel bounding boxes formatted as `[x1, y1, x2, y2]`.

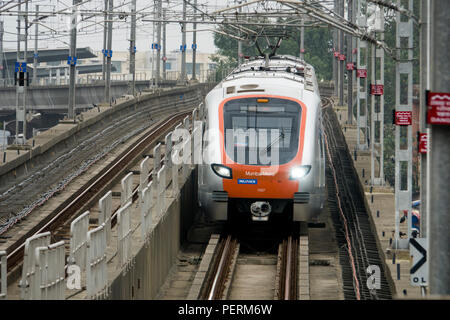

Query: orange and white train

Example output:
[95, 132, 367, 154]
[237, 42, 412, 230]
[198, 55, 326, 223]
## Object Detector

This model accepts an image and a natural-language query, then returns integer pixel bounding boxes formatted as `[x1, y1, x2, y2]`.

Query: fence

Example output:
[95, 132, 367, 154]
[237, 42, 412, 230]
[99, 191, 113, 244]
[69, 211, 90, 270]
[17, 105, 201, 299]
[0, 250, 6, 299]
[86, 223, 108, 299]
[19, 232, 51, 299]
[141, 182, 155, 241]
[121, 173, 134, 206]
[117, 201, 133, 269]
[33, 241, 66, 299]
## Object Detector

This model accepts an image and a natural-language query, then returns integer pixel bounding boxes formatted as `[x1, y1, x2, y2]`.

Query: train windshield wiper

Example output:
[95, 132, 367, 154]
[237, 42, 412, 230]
[259, 129, 284, 157]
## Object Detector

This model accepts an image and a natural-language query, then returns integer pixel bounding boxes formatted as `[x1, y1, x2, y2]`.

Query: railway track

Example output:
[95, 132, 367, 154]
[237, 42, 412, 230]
[198, 232, 301, 300]
[321, 98, 392, 299]
[4, 109, 194, 278]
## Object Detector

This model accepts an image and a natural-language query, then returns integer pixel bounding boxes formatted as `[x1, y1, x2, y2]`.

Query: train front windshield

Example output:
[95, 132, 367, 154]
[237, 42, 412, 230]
[223, 97, 301, 165]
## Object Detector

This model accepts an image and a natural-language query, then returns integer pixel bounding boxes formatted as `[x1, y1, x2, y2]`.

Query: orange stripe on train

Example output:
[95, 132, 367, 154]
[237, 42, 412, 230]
[218, 94, 307, 199]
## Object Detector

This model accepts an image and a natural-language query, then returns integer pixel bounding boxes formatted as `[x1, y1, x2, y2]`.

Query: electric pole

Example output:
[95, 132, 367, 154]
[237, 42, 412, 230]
[300, 15, 304, 60]
[191, 0, 198, 81]
[333, 0, 338, 97]
[347, 0, 353, 124]
[15, 1, 21, 143]
[162, 8, 167, 80]
[0, 20, 3, 82]
[22, 0, 28, 141]
[238, 1, 242, 66]
[33, 5, 38, 85]
[429, 0, 450, 296]
[178, 0, 187, 84]
[105, 0, 113, 103]
[155, 0, 162, 87]
[129, 0, 136, 96]
[102, 0, 107, 81]
[339, 0, 344, 106]
[68, 0, 79, 120]
[419, 0, 429, 237]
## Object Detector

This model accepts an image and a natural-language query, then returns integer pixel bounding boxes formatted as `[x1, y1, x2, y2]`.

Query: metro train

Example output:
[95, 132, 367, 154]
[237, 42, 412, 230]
[198, 55, 326, 223]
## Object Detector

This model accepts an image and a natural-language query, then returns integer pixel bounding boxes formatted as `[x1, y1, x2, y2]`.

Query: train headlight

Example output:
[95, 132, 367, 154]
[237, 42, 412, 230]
[290, 165, 311, 180]
[211, 164, 233, 179]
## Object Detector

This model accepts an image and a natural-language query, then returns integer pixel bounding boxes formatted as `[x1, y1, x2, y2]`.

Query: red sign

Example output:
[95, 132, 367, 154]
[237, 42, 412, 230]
[427, 92, 450, 125]
[339, 54, 346, 61]
[334, 51, 339, 57]
[419, 133, 428, 154]
[371, 84, 384, 95]
[395, 111, 412, 125]
[346, 63, 355, 71]
[162, 56, 167, 61]
[357, 69, 367, 78]
[352, 48, 358, 54]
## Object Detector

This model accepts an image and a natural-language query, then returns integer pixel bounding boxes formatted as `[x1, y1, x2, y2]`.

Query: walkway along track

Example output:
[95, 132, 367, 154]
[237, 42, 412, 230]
[4, 109, 193, 277]
[322, 98, 392, 299]
[198, 233, 300, 300]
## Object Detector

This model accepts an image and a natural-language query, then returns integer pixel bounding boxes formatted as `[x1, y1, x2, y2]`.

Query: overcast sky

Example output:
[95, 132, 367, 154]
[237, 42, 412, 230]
[1, 0, 221, 55]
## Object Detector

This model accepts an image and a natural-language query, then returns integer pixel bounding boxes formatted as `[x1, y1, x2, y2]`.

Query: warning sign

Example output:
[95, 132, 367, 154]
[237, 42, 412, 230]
[427, 92, 450, 125]
[419, 133, 428, 154]
[395, 111, 412, 126]
[357, 69, 367, 78]
[410, 238, 428, 286]
[371, 84, 384, 95]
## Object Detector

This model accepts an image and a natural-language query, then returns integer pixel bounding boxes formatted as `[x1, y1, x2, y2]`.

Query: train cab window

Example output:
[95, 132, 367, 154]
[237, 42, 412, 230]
[223, 97, 301, 165]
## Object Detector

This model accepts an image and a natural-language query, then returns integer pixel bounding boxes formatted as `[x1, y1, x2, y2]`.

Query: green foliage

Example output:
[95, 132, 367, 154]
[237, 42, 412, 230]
[212, 24, 334, 81]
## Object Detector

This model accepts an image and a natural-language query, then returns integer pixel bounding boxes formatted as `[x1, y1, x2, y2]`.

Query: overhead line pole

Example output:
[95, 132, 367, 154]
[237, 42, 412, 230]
[178, 0, 187, 84]
[102, 0, 107, 81]
[191, 0, 197, 81]
[33, 5, 38, 85]
[68, 0, 79, 120]
[162, 7, 166, 80]
[105, 0, 113, 103]
[333, 0, 338, 97]
[300, 14, 304, 60]
[129, 0, 136, 96]
[0, 20, 3, 82]
[22, 0, 28, 141]
[347, 0, 353, 124]
[418, 0, 428, 237]
[155, 0, 161, 87]
[15, 0, 21, 143]
[339, 0, 344, 106]
[238, 1, 242, 66]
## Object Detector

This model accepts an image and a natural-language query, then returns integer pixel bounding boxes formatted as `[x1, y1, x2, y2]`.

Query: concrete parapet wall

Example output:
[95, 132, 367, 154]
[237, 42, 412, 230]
[108, 169, 197, 300]
[0, 84, 211, 192]
[0, 80, 177, 113]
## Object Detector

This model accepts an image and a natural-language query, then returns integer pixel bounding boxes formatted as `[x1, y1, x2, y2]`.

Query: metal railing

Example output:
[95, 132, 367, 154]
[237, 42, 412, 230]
[11, 104, 204, 299]
[0, 250, 6, 300]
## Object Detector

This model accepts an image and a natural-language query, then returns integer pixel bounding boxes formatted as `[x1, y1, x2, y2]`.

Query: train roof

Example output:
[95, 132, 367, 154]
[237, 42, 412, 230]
[218, 55, 317, 93]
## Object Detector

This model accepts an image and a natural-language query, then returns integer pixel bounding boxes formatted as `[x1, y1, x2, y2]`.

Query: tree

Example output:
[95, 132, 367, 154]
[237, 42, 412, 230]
[212, 23, 334, 81]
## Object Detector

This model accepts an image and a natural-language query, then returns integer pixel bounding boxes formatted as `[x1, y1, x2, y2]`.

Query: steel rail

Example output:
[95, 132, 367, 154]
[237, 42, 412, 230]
[207, 235, 233, 300]
[278, 235, 298, 300]
[5, 110, 191, 274]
